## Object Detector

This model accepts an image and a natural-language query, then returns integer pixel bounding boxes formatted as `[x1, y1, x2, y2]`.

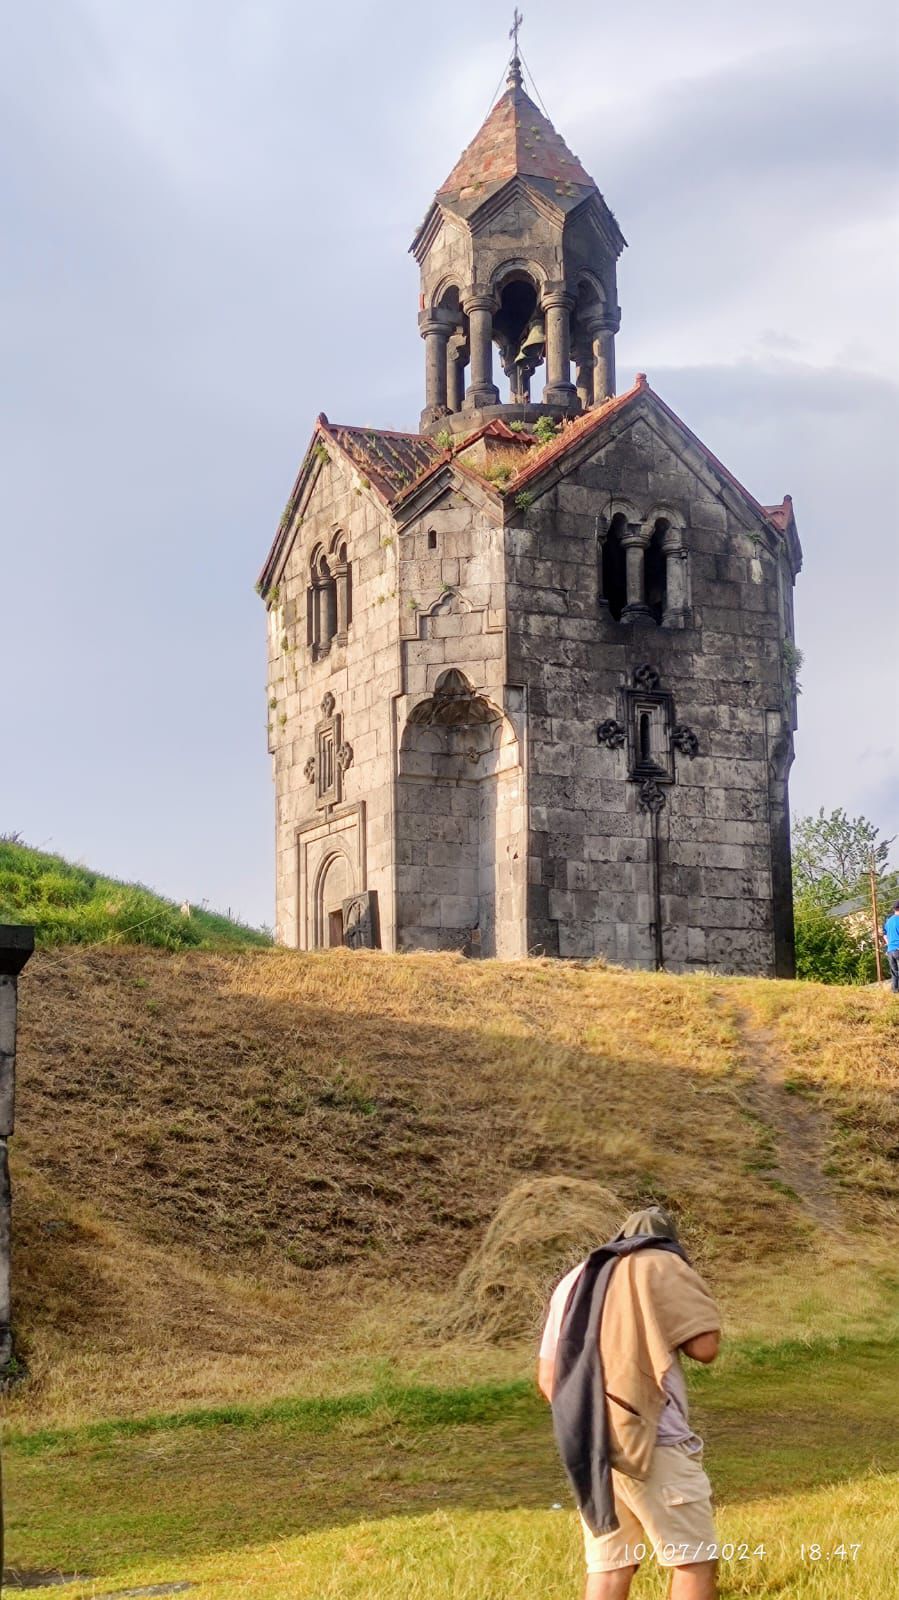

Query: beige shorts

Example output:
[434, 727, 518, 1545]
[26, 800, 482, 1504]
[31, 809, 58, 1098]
[581, 1444, 717, 1573]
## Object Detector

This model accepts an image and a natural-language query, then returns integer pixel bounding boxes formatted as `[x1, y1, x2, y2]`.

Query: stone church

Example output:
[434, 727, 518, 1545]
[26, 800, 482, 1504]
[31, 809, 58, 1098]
[258, 52, 802, 974]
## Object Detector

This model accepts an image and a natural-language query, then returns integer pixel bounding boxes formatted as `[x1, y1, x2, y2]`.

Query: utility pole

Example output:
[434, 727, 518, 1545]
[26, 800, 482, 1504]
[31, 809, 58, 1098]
[869, 852, 883, 984]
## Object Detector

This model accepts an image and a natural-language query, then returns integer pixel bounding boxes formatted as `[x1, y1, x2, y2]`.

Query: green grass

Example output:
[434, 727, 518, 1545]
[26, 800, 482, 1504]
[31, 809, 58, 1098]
[49, 1485, 891, 1600]
[5, 1379, 535, 1457]
[3, 1338, 897, 1594]
[0, 839, 271, 950]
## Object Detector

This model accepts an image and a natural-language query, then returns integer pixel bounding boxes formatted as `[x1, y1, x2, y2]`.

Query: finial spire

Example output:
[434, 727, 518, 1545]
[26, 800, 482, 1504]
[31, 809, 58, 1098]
[507, 8, 524, 88]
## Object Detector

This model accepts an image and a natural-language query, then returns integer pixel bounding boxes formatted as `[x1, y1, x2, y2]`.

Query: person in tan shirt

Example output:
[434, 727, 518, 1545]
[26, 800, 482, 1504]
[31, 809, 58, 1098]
[538, 1207, 721, 1600]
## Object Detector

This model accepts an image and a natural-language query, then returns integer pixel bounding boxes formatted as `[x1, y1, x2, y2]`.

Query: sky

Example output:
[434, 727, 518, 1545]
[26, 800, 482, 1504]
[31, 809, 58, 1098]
[2, 0, 898, 928]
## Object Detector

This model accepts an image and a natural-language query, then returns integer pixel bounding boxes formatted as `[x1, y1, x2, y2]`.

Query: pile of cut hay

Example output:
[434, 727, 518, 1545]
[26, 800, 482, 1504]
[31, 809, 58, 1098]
[437, 1175, 622, 1344]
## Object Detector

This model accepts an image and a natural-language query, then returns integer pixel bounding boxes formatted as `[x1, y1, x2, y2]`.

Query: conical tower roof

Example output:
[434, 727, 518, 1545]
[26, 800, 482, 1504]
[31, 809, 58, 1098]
[438, 61, 596, 199]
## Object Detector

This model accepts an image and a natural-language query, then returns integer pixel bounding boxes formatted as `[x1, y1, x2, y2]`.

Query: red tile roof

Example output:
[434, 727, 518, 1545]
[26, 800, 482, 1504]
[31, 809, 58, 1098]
[260, 383, 800, 596]
[320, 419, 441, 502]
[504, 379, 645, 491]
[503, 377, 796, 551]
[762, 496, 794, 533]
[438, 75, 596, 198]
[258, 419, 443, 593]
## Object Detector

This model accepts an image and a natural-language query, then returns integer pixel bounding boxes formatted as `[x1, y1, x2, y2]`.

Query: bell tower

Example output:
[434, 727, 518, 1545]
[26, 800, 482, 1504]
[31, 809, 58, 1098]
[411, 48, 626, 435]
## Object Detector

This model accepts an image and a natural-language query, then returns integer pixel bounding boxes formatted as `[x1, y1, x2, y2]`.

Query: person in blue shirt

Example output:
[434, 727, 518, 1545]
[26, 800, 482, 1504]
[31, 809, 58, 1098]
[883, 902, 899, 994]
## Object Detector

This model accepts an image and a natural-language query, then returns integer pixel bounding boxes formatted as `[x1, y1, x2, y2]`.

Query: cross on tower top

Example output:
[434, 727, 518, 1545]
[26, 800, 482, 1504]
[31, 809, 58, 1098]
[507, 9, 524, 86]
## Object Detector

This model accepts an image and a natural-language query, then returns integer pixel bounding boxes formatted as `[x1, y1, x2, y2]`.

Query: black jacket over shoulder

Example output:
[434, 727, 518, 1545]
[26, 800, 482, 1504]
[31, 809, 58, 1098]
[550, 1236, 686, 1536]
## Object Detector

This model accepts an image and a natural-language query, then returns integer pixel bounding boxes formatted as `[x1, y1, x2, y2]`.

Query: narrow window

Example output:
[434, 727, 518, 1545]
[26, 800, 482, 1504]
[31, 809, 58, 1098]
[602, 513, 628, 621]
[428, 529, 438, 550]
[645, 519, 668, 624]
[310, 550, 337, 657]
[333, 539, 351, 640]
[639, 712, 652, 765]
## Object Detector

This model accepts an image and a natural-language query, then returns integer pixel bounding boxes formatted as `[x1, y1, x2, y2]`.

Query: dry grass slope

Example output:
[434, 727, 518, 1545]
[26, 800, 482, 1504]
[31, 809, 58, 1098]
[8, 947, 899, 1425]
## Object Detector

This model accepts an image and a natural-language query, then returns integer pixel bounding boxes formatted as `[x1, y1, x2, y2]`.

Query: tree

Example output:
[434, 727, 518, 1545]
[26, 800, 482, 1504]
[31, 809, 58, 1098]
[792, 808, 894, 910]
[791, 807, 897, 984]
[793, 903, 877, 985]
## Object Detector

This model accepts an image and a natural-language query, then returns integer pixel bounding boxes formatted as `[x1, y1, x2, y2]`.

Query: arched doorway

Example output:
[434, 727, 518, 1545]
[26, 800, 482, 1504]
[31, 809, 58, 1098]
[315, 850, 354, 947]
[396, 670, 525, 957]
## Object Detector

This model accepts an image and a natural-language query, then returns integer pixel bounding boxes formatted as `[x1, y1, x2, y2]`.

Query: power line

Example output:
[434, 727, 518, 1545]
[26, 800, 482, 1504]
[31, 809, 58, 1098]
[484, 56, 511, 118]
[518, 46, 551, 116]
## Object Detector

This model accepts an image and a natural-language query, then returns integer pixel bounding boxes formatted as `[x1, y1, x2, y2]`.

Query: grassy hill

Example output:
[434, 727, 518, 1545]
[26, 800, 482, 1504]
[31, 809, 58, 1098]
[8, 945, 898, 1422]
[0, 838, 271, 949]
[3, 943, 898, 1596]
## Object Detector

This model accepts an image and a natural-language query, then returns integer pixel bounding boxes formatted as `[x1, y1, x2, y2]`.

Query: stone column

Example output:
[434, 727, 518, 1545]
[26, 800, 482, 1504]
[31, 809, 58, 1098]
[322, 570, 338, 646]
[312, 575, 324, 653]
[419, 313, 451, 428]
[334, 559, 349, 641]
[620, 526, 652, 622]
[446, 339, 466, 414]
[542, 287, 576, 406]
[463, 290, 499, 409]
[592, 310, 620, 403]
[0, 925, 34, 1374]
[574, 341, 594, 411]
[662, 527, 688, 625]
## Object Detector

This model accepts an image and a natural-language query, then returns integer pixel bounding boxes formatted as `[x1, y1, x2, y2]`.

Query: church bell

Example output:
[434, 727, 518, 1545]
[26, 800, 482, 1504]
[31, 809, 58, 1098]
[516, 316, 545, 368]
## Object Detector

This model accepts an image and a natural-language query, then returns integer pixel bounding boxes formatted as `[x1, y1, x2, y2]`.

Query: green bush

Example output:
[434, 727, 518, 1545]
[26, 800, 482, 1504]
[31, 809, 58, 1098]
[794, 902, 877, 985]
[533, 415, 558, 443]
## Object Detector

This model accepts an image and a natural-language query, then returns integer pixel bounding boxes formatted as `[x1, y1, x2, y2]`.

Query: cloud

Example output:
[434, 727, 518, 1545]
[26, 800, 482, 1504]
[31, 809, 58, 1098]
[648, 360, 899, 834]
[1, 0, 896, 921]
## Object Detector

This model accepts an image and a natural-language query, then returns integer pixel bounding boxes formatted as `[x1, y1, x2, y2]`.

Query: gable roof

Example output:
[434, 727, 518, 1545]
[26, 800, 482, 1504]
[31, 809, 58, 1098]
[321, 420, 440, 501]
[259, 381, 802, 596]
[491, 375, 802, 567]
[828, 896, 868, 920]
[438, 70, 596, 199]
[257, 417, 443, 595]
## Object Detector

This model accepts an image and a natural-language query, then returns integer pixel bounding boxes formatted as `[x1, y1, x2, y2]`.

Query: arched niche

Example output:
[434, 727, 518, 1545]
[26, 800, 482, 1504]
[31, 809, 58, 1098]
[396, 670, 525, 958]
[314, 848, 355, 947]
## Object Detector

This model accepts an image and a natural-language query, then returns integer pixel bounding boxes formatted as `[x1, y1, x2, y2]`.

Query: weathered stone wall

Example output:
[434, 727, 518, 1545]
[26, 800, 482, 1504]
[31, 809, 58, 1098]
[393, 488, 527, 958]
[267, 451, 400, 948]
[268, 406, 797, 973]
[507, 408, 797, 974]
[269, 464, 529, 958]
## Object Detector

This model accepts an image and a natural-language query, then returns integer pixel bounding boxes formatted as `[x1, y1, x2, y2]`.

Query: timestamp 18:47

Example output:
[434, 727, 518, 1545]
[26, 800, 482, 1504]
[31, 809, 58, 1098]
[800, 1544, 862, 1562]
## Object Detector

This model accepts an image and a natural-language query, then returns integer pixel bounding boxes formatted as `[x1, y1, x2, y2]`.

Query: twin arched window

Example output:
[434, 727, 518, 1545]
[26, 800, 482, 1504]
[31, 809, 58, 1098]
[600, 513, 685, 626]
[307, 538, 351, 658]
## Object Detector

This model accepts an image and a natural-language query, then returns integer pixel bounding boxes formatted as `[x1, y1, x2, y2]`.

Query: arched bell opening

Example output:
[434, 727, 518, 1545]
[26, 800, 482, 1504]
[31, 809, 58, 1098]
[492, 272, 544, 404]
[397, 670, 525, 958]
[436, 285, 469, 414]
[572, 275, 612, 409]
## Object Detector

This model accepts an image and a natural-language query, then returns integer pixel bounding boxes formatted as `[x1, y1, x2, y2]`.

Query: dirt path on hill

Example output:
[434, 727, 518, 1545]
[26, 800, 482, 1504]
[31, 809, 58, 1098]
[726, 1003, 845, 1233]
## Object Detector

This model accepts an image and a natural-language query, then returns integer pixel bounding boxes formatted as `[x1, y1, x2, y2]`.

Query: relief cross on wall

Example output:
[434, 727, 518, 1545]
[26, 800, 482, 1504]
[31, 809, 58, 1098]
[304, 692, 354, 810]
[595, 666, 699, 971]
[596, 665, 699, 813]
